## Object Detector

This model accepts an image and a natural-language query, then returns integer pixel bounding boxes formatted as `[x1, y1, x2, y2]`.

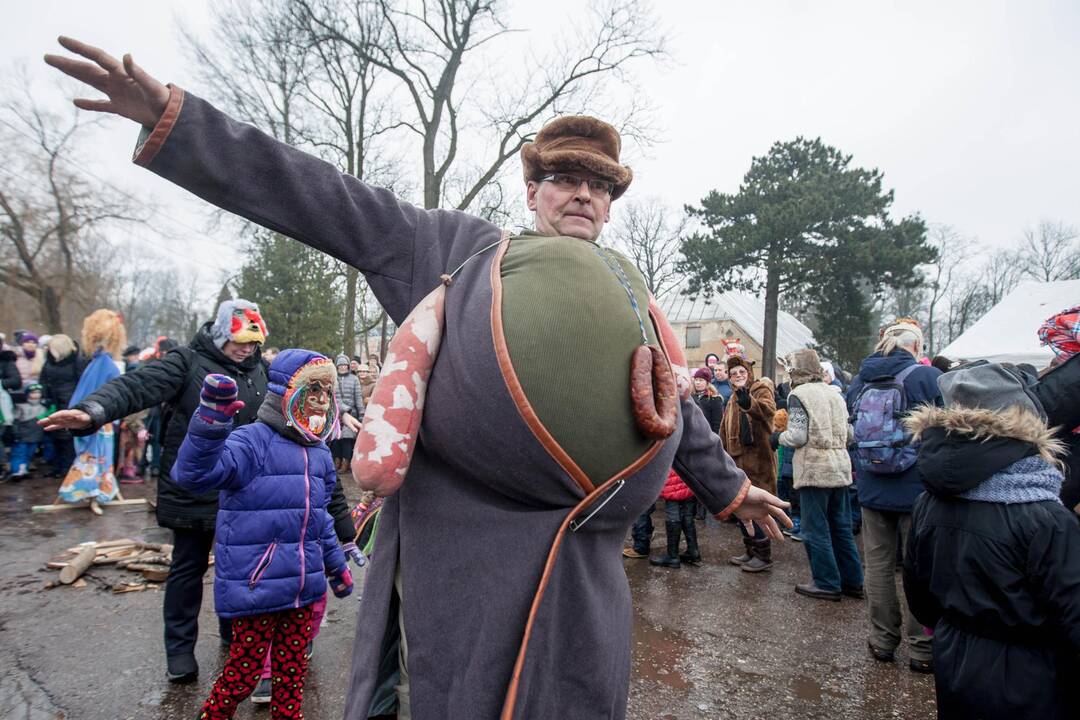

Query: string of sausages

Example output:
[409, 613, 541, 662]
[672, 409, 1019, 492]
[593, 247, 677, 440]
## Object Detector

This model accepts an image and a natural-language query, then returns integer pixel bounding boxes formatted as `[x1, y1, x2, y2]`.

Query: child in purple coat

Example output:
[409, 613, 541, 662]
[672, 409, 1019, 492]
[173, 349, 352, 719]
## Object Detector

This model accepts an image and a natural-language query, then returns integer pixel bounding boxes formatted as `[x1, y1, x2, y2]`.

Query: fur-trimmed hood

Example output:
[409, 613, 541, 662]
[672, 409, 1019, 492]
[907, 405, 1066, 498]
[906, 405, 1065, 465]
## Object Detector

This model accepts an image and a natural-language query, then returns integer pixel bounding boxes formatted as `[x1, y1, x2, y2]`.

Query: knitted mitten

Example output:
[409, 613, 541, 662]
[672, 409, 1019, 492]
[342, 541, 367, 568]
[329, 566, 354, 598]
[197, 374, 245, 425]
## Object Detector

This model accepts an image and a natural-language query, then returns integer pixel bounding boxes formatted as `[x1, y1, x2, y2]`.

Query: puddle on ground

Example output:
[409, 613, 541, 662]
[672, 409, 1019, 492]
[633, 618, 693, 690]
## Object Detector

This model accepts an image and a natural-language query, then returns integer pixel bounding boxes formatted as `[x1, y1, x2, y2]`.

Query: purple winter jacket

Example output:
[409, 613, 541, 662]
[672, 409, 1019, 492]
[172, 416, 346, 619]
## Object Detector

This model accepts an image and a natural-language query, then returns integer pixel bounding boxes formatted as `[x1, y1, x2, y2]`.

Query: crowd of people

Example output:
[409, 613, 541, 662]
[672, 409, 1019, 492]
[11, 34, 1075, 720]
[625, 311, 1080, 718]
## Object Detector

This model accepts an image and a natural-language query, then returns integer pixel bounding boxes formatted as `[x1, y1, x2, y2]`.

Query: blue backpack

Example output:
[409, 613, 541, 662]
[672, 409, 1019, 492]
[851, 364, 920, 474]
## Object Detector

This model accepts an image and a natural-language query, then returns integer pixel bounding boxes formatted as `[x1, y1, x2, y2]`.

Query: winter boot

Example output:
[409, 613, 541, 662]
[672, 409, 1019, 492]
[741, 538, 773, 573]
[649, 522, 681, 568]
[679, 515, 701, 564]
[729, 536, 754, 566]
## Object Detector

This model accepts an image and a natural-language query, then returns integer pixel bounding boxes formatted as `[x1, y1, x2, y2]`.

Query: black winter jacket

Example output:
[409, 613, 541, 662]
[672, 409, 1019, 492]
[0, 349, 21, 393]
[1033, 353, 1080, 515]
[903, 405, 1080, 720]
[692, 392, 724, 434]
[39, 346, 88, 411]
[75, 324, 268, 530]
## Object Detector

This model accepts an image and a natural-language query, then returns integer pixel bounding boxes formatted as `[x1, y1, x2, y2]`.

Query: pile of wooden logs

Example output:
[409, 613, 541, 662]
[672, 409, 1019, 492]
[45, 537, 187, 592]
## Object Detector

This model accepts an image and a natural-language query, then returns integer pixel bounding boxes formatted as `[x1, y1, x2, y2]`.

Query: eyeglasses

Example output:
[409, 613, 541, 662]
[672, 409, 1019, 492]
[538, 173, 614, 198]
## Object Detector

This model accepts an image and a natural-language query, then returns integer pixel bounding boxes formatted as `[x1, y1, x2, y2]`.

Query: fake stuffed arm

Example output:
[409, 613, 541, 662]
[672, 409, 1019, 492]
[132, 87, 497, 324]
[672, 394, 752, 520]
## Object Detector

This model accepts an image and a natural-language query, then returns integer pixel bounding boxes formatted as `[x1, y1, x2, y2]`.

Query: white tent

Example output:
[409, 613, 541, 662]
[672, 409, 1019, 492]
[939, 279, 1080, 369]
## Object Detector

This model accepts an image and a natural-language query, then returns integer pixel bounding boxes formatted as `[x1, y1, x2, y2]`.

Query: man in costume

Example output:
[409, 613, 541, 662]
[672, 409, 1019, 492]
[45, 37, 790, 720]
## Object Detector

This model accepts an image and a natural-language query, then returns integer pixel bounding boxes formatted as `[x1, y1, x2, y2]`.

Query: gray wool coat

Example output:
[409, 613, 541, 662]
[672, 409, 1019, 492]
[335, 371, 365, 439]
[134, 87, 751, 720]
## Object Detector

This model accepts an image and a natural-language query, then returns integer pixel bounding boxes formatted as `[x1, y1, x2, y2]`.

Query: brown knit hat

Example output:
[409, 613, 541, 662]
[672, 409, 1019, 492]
[785, 348, 823, 387]
[521, 116, 633, 200]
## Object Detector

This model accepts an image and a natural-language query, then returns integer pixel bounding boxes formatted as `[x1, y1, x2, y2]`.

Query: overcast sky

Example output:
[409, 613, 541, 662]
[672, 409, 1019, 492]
[4, 0, 1078, 296]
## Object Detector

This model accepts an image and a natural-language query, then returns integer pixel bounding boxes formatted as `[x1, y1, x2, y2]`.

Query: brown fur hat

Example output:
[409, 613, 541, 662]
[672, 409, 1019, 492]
[785, 348, 823, 387]
[521, 116, 633, 199]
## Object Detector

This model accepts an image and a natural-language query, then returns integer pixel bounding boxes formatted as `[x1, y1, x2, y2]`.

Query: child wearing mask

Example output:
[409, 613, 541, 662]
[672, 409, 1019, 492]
[173, 349, 353, 719]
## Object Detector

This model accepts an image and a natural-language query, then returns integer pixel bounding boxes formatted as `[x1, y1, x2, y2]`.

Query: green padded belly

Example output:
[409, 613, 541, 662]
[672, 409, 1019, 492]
[500, 233, 658, 486]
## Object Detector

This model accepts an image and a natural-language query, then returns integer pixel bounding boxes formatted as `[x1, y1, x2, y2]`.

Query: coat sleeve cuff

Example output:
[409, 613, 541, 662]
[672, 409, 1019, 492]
[133, 84, 185, 167]
[714, 478, 752, 520]
[73, 400, 108, 435]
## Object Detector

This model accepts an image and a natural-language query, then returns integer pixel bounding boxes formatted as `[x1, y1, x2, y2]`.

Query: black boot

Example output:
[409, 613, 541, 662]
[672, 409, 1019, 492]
[729, 536, 754, 566]
[741, 538, 773, 573]
[650, 521, 681, 568]
[679, 514, 701, 564]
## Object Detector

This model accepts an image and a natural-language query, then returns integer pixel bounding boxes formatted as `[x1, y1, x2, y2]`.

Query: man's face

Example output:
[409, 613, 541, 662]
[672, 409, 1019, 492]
[713, 363, 728, 381]
[222, 340, 257, 363]
[350, 360, 361, 373]
[526, 175, 611, 242]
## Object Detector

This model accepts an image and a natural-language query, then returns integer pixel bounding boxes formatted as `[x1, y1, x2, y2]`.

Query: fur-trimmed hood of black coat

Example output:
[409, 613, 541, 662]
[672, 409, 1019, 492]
[906, 405, 1065, 498]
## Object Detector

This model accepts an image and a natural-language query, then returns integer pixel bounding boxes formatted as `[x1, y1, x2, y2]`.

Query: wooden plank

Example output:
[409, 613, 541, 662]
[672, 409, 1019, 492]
[33, 499, 146, 513]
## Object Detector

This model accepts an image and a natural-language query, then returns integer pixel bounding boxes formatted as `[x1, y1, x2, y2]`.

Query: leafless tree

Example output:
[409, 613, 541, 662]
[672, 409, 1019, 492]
[922, 224, 966, 356]
[608, 198, 687, 300]
[296, 0, 667, 211]
[0, 78, 143, 332]
[981, 248, 1022, 305]
[1016, 220, 1080, 282]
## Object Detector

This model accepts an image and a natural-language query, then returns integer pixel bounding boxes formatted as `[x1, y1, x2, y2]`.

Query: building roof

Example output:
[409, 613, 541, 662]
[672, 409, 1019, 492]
[939, 279, 1080, 369]
[659, 289, 817, 359]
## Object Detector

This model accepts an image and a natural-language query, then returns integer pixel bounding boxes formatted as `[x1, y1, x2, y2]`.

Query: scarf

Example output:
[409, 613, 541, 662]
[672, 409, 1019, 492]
[960, 456, 1063, 505]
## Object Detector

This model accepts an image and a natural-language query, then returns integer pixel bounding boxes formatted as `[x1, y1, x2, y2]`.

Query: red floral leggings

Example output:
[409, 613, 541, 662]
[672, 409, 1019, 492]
[198, 604, 316, 719]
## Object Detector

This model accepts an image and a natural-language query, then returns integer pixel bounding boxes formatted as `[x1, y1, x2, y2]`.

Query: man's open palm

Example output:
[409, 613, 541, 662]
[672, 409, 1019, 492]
[44, 36, 169, 127]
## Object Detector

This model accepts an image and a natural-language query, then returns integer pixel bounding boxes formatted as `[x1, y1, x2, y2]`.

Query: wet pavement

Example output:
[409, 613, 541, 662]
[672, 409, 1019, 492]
[0, 475, 935, 719]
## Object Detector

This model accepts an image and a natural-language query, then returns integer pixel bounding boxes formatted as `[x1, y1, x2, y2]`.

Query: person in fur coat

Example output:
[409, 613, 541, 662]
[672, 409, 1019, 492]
[778, 349, 862, 601]
[721, 355, 777, 572]
[903, 362, 1080, 718]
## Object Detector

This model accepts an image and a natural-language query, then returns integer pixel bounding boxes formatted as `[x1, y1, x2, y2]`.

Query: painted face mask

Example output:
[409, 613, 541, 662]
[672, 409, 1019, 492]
[282, 359, 340, 443]
[211, 299, 269, 349]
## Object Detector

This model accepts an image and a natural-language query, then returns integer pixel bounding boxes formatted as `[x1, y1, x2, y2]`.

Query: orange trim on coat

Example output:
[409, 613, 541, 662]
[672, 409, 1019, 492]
[715, 477, 752, 520]
[133, 84, 185, 167]
[499, 440, 663, 720]
[489, 233, 595, 496]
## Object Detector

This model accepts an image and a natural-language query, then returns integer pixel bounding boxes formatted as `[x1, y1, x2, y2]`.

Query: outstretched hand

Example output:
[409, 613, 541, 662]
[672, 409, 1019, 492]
[733, 485, 792, 541]
[38, 408, 92, 432]
[44, 36, 169, 127]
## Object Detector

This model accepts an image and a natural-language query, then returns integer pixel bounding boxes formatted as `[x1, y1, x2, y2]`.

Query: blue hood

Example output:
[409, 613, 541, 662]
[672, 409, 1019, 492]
[857, 350, 917, 382]
[268, 348, 329, 395]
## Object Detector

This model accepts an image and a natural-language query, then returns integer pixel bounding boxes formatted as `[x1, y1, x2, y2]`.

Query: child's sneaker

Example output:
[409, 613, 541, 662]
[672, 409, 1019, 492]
[250, 676, 272, 704]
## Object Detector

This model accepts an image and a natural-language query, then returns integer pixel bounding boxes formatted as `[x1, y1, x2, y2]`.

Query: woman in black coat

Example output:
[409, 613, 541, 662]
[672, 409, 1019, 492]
[42, 302, 270, 684]
[691, 367, 724, 433]
[903, 363, 1080, 720]
[38, 334, 87, 477]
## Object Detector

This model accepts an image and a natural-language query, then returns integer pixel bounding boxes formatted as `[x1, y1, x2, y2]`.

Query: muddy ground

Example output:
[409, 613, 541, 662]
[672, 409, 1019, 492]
[0, 472, 935, 719]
